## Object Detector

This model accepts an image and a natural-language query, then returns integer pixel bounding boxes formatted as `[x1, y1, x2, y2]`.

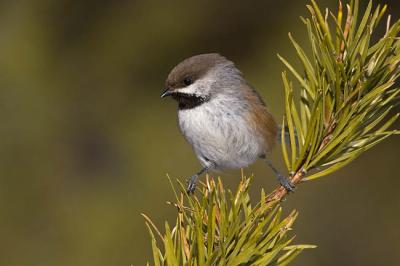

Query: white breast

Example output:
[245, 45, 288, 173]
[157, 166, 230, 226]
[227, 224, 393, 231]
[178, 95, 264, 169]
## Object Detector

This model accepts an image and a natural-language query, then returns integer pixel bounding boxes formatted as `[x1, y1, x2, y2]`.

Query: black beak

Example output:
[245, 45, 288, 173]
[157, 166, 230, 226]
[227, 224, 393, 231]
[161, 88, 173, 98]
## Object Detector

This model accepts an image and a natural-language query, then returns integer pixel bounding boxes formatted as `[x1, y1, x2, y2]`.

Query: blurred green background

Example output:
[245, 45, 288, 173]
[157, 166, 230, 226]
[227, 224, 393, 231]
[0, 0, 399, 265]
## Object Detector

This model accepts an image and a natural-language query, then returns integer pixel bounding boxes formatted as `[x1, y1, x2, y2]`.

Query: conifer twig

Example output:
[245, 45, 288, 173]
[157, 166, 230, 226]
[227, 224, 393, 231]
[267, 0, 400, 203]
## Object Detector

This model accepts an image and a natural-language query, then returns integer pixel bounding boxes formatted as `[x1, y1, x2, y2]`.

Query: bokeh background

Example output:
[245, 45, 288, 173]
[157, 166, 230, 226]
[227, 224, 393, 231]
[0, 0, 399, 265]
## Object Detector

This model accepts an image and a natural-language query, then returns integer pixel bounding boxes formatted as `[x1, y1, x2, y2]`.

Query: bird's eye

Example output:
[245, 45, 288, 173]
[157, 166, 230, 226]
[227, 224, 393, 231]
[183, 76, 193, 86]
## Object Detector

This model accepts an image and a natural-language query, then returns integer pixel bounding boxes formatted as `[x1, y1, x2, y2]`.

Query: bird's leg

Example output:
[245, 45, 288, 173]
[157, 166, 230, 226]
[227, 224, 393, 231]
[187, 166, 209, 194]
[265, 159, 295, 192]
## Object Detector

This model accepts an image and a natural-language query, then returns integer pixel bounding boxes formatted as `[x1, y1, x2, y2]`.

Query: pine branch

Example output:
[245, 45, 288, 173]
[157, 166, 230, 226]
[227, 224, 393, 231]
[267, 0, 400, 203]
[145, 176, 315, 265]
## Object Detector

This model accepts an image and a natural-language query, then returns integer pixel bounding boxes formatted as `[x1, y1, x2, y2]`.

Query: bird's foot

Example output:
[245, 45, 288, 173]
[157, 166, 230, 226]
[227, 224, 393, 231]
[186, 174, 199, 194]
[278, 174, 295, 192]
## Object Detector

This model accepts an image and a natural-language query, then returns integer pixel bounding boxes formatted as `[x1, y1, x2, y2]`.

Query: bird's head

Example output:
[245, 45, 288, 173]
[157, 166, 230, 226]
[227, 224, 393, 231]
[162, 53, 243, 109]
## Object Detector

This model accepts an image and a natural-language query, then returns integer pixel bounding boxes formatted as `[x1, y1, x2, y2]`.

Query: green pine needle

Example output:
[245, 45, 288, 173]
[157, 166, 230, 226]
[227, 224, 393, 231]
[280, 0, 400, 179]
[144, 176, 315, 265]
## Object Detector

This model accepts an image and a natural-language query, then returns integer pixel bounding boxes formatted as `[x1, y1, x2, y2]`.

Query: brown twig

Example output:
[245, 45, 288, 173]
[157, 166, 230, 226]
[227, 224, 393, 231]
[266, 170, 306, 203]
[266, 118, 337, 203]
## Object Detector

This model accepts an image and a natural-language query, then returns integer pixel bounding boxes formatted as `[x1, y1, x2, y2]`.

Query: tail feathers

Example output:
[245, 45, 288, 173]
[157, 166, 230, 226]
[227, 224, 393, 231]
[277, 125, 299, 148]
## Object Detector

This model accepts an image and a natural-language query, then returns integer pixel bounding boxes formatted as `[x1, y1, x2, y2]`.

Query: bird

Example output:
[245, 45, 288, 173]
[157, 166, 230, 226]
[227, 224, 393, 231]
[161, 53, 293, 194]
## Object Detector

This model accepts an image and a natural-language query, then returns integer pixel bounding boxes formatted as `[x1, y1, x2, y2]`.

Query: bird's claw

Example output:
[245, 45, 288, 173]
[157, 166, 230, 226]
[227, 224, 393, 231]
[186, 174, 198, 194]
[278, 174, 295, 192]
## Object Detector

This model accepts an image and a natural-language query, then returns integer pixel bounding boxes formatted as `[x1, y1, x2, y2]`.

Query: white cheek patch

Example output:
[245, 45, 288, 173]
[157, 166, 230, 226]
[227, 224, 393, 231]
[175, 76, 216, 96]
[176, 83, 198, 95]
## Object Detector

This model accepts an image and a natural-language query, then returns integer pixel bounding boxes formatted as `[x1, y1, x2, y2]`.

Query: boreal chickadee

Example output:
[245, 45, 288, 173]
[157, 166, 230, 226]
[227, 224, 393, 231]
[162, 53, 293, 193]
